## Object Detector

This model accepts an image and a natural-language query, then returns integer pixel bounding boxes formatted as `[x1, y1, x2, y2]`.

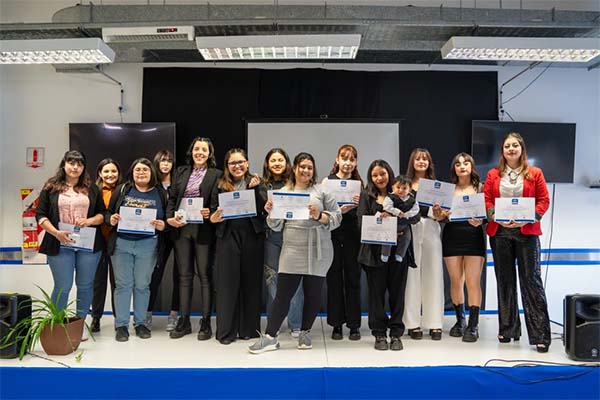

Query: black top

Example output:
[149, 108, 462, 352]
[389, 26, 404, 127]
[36, 185, 106, 256]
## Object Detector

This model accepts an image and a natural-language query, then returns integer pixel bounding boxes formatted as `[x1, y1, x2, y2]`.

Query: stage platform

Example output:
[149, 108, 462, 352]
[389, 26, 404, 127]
[1, 315, 598, 399]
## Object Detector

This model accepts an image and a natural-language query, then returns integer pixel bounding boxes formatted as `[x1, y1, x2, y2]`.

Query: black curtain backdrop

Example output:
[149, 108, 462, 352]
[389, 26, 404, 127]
[142, 67, 497, 313]
[142, 68, 498, 180]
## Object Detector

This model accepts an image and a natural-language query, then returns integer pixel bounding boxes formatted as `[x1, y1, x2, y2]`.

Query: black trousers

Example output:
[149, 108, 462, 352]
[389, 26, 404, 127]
[174, 224, 211, 317]
[267, 273, 325, 337]
[490, 227, 551, 346]
[363, 256, 409, 338]
[91, 250, 115, 319]
[326, 230, 362, 329]
[148, 238, 179, 312]
[215, 220, 264, 341]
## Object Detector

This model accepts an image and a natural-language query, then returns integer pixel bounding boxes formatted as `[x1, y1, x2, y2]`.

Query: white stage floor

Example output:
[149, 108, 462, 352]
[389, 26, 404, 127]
[0, 315, 579, 369]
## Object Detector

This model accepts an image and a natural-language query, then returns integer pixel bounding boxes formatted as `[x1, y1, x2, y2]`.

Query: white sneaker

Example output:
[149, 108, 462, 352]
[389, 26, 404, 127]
[81, 325, 89, 342]
[166, 314, 178, 332]
[290, 329, 301, 339]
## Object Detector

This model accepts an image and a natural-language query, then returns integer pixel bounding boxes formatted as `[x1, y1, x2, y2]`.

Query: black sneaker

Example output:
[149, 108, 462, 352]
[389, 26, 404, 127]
[115, 326, 129, 342]
[374, 336, 388, 351]
[331, 326, 343, 340]
[170, 316, 192, 339]
[348, 328, 361, 341]
[135, 325, 152, 339]
[390, 336, 404, 351]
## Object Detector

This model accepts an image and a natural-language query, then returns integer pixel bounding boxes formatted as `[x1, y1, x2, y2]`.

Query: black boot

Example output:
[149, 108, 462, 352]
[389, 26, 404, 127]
[462, 306, 480, 343]
[197, 316, 212, 341]
[170, 316, 192, 339]
[449, 304, 466, 337]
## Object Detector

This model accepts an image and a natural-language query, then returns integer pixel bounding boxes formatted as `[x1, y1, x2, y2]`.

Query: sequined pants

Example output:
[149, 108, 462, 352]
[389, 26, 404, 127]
[490, 227, 551, 346]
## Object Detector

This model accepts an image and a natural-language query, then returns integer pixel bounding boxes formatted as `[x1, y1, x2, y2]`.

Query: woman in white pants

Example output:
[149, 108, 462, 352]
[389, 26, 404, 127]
[403, 148, 445, 340]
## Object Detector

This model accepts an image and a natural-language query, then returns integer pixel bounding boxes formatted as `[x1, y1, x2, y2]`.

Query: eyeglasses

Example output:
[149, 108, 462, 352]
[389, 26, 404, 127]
[227, 160, 247, 167]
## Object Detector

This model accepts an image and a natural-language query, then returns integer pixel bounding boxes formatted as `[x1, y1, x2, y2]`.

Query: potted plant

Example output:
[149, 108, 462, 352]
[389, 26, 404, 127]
[1, 286, 89, 360]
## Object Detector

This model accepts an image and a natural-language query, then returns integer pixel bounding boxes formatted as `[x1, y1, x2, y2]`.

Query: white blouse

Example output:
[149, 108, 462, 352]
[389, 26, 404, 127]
[500, 166, 524, 198]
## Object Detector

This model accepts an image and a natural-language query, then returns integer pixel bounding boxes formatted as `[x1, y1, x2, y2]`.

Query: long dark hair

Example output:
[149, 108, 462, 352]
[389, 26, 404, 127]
[449, 152, 480, 189]
[365, 159, 394, 199]
[262, 148, 292, 186]
[406, 148, 436, 182]
[329, 144, 363, 184]
[95, 158, 122, 189]
[289, 152, 317, 189]
[498, 132, 531, 179]
[185, 137, 216, 168]
[218, 148, 249, 192]
[43, 150, 90, 194]
[153, 149, 174, 183]
[125, 158, 159, 189]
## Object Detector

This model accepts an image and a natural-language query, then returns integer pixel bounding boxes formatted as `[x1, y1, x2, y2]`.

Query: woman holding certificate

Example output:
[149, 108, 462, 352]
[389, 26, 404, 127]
[36, 150, 106, 325]
[404, 148, 444, 341]
[167, 138, 221, 340]
[209, 148, 267, 345]
[356, 160, 413, 351]
[248, 153, 342, 353]
[483, 132, 551, 353]
[323, 144, 363, 341]
[108, 158, 168, 342]
[262, 148, 303, 337]
[434, 153, 486, 343]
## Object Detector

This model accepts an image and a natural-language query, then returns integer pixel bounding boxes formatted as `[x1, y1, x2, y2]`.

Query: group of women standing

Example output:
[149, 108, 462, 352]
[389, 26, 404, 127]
[35, 131, 552, 353]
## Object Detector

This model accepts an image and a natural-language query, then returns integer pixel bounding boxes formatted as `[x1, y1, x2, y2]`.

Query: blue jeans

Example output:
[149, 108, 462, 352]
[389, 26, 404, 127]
[47, 248, 102, 318]
[264, 229, 303, 330]
[112, 236, 158, 328]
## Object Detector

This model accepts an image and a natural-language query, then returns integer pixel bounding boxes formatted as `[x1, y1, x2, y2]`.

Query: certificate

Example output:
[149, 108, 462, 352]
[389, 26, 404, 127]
[178, 197, 204, 223]
[360, 215, 397, 245]
[58, 222, 96, 251]
[495, 197, 536, 223]
[416, 178, 455, 210]
[219, 190, 257, 220]
[270, 192, 310, 220]
[117, 206, 157, 235]
[324, 179, 362, 205]
[449, 193, 486, 221]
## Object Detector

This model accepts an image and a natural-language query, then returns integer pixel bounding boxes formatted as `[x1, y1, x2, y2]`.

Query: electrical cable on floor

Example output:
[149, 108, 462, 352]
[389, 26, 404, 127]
[543, 184, 557, 289]
[502, 63, 553, 105]
[26, 351, 71, 368]
[480, 359, 598, 384]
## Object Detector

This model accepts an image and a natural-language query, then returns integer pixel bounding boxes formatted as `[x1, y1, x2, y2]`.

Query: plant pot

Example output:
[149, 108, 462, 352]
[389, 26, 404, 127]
[39, 317, 84, 356]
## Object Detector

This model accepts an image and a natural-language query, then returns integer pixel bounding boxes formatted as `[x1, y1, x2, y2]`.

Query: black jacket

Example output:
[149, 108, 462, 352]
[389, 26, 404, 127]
[105, 182, 169, 255]
[166, 166, 222, 245]
[36, 185, 106, 256]
[210, 176, 268, 239]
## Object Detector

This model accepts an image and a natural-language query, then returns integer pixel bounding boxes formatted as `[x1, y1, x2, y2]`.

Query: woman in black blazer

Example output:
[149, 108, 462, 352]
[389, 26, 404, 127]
[166, 137, 222, 340]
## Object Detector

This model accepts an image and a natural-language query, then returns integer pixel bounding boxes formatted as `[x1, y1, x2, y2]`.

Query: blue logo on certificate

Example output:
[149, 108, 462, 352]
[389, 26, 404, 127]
[512, 198, 519, 205]
[340, 180, 347, 187]
[233, 192, 240, 199]
[187, 199, 193, 205]
[73, 226, 80, 233]
[135, 209, 142, 215]
[376, 217, 383, 224]
[434, 181, 441, 189]
[286, 212, 293, 218]
[462, 196, 470, 202]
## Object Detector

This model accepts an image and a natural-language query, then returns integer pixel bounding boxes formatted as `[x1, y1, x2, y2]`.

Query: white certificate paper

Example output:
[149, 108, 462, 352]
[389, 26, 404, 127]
[360, 215, 397, 245]
[179, 197, 204, 224]
[325, 179, 362, 205]
[117, 206, 157, 235]
[270, 192, 310, 220]
[58, 222, 96, 251]
[495, 197, 536, 223]
[219, 190, 257, 220]
[416, 178, 455, 210]
[449, 193, 486, 221]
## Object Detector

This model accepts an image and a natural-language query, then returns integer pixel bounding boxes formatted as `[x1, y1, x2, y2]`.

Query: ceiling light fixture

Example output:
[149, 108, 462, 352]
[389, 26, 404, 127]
[441, 37, 600, 63]
[102, 26, 195, 43]
[0, 38, 115, 64]
[196, 34, 361, 61]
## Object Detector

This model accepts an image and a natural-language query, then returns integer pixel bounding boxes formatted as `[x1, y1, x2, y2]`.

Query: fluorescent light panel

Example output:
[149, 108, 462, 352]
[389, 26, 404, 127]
[441, 37, 600, 63]
[0, 38, 115, 64]
[196, 34, 361, 60]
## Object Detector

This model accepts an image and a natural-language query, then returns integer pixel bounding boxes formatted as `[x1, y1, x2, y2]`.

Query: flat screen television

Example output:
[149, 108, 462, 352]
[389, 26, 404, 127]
[472, 120, 576, 183]
[69, 123, 176, 176]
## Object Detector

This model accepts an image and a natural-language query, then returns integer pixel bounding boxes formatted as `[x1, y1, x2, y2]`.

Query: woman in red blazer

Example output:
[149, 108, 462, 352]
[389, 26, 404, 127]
[483, 132, 551, 353]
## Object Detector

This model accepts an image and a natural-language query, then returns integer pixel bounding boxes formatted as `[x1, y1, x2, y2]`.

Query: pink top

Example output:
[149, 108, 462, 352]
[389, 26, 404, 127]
[58, 188, 90, 224]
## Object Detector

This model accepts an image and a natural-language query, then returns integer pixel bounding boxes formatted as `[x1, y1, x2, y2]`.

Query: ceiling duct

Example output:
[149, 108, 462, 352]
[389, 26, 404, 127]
[102, 26, 194, 43]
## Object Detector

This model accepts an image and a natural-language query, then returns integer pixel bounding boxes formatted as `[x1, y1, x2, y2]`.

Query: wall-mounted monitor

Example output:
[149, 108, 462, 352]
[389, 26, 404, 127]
[69, 123, 176, 176]
[472, 120, 576, 183]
